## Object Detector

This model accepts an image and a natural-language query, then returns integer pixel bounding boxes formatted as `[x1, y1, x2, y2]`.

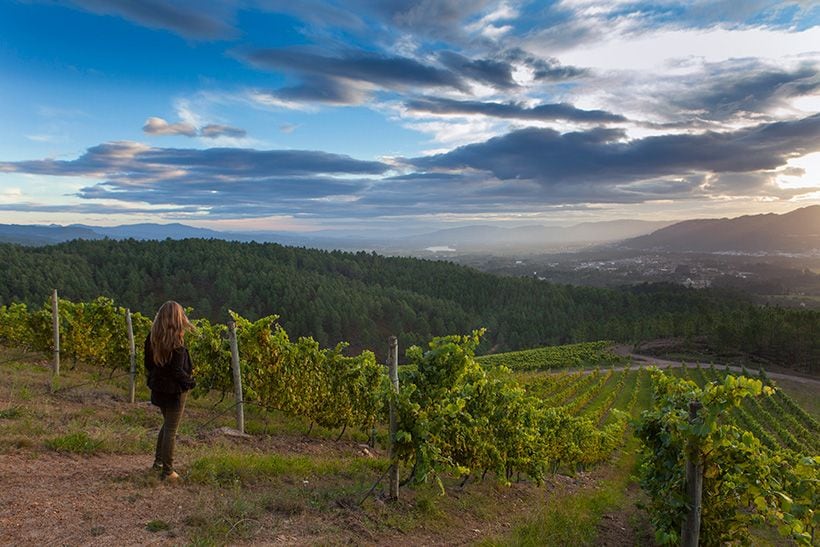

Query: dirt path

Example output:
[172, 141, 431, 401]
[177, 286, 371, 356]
[627, 354, 820, 387]
[0, 453, 195, 546]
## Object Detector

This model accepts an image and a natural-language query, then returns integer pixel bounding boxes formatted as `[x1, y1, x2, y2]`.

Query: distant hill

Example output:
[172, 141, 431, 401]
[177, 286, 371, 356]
[0, 219, 673, 253]
[622, 206, 820, 253]
[400, 219, 674, 253]
[77, 222, 226, 240]
[0, 224, 103, 245]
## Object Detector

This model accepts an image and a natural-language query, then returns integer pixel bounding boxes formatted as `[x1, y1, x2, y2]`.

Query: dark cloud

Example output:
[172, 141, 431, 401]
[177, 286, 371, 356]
[437, 51, 517, 89]
[258, 76, 369, 105]
[199, 124, 247, 139]
[411, 113, 820, 185]
[77, 176, 369, 208]
[0, 141, 389, 178]
[240, 47, 466, 91]
[68, 0, 236, 39]
[361, 0, 495, 36]
[0, 202, 204, 215]
[240, 45, 586, 106]
[4, 114, 818, 220]
[405, 97, 627, 123]
[672, 63, 820, 121]
[504, 48, 588, 81]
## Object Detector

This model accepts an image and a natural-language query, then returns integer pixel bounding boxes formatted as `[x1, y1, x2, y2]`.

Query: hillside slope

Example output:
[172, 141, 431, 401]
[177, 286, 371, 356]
[622, 205, 820, 253]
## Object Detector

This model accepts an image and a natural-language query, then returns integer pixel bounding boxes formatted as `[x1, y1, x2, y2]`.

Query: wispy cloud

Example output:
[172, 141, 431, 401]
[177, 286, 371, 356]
[67, 0, 238, 39]
[404, 97, 627, 123]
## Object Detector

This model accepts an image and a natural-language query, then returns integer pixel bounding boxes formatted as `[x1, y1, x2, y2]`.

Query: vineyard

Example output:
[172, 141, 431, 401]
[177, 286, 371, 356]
[475, 341, 626, 371]
[0, 294, 818, 545]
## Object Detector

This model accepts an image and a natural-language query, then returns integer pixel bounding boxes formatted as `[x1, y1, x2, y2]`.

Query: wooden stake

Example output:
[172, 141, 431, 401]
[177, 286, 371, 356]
[228, 320, 244, 434]
[51, 289, 60, 377]
[388, 335, 399, 500]
[126, 309, 136, 403]
[681, 400, 703, 547]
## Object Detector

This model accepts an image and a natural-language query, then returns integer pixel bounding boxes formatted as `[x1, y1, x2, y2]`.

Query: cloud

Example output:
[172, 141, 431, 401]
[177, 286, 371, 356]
[0, 201, 204, 215]
[199, 124, 247, 139]
[437, 51, 517, 89]
[361, 0, 496, 39]
[255, 76, 371, 107]
[503, 48, 588, 81]
[143, 117, 197, 137]
[67, 0, 237, 39]
[404, 97, 627, 123]
[143, 117, 247, 139]
[411, 113, 820, 188]
[0, 141, 391, 218]
[238, 45, 586, 106]
[669, 62, 820, 122]
[240, 47, 466, 91]
[4, 112, 819, 221]
[0, 141, 389, 179]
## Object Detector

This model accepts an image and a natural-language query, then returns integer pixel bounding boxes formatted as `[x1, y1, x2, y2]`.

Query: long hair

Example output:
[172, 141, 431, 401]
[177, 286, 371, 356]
[150, 301, 193, 366]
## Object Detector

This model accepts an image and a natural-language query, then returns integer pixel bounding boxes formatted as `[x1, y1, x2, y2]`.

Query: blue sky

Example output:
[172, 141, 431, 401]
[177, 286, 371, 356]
[0, 0, 818, 234]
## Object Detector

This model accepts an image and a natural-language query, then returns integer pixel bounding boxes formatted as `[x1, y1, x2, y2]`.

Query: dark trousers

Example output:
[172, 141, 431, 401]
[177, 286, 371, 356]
[154, 391, 187, 475]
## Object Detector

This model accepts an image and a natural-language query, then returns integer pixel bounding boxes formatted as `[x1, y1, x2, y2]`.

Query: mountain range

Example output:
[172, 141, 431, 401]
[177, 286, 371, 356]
[1, 205, 818, 255]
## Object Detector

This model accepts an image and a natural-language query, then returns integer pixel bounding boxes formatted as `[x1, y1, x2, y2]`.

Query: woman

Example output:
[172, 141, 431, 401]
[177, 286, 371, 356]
[145, 301, 196, 481]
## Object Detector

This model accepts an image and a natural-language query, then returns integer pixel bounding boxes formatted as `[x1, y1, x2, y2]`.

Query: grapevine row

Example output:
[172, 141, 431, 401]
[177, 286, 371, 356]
[541, 368, 600, 407]
[757, 368, 820, 436]
[636, 370, 818, 546]
[475, 341, 625, 371]
[1, 296, 631, 488]
[565, 369, 613, 415]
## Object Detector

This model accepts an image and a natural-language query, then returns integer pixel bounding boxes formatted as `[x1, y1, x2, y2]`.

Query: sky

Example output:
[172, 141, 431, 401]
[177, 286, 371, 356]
[0, 0, 818, 235]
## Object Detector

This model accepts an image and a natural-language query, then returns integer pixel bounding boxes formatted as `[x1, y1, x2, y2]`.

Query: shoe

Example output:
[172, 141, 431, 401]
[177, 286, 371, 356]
[162, 471, 181, 483]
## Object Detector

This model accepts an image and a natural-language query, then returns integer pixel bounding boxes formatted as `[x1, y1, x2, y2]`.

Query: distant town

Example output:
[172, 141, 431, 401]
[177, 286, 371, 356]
[454, 250, 820, 308]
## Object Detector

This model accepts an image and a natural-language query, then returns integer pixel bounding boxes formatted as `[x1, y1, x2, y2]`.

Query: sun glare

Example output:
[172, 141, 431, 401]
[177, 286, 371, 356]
[777, 152, 820, 190]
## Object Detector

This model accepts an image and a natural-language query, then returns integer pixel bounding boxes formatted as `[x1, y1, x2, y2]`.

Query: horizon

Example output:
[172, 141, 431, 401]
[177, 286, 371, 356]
[5, 204, 815, 236]
[1, 1, 819, 233]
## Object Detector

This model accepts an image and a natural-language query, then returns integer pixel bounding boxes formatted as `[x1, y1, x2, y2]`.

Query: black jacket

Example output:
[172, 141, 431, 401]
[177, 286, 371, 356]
[144, 335, 196, 399]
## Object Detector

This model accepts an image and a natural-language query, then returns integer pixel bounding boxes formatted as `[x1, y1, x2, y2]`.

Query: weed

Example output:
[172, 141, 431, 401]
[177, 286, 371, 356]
[18, 385, 32, 401]
[45, 431, 103, 454]
[261, 493, 306, 515]
[415, 494, 440, 517]
[146, 519, 171, 532]
[186, 490, 266, 545]
[0, 406, 22, 419]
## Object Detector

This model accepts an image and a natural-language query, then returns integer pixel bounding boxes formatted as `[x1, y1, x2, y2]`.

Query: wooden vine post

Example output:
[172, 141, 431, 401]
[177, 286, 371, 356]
[51, 289, 60, 378]
[228, 320, 245, 434]
[681, 400, 704, 547]
[388, 335, 400, 500]
[126, 309, 136, 403]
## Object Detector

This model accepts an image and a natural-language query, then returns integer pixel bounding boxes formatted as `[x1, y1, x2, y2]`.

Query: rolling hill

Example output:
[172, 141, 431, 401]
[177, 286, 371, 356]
[621, 205, 820, 253]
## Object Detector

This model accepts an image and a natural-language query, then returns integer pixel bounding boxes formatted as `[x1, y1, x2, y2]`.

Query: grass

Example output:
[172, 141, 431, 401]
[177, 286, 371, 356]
[45, 431, 103, 454]
[145, 519, 171, 532]
[185, 488, 273, 545]
[480, 441, 642, 546]
[0, 406, 22, 419]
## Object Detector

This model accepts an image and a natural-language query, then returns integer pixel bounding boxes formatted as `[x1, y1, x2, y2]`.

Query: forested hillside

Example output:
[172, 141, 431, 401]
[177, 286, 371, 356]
[0, 239, 816, 370]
